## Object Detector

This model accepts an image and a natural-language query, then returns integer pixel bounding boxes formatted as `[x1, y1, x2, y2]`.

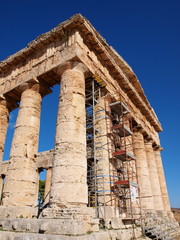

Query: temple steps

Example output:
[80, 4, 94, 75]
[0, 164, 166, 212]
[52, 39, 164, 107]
[143, 215, 180, 240]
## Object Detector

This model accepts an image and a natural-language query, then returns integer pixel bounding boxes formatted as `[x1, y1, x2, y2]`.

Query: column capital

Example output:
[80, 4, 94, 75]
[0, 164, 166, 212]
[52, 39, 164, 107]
[144, 136, 154, 145]
[0, 95, 18, 112]
[56, 61, 89, 78]
[133, 124, 145, 134]
[17, 78, 51, 97]
[0, 95, 6, 106]
[154, 145, 163, 152]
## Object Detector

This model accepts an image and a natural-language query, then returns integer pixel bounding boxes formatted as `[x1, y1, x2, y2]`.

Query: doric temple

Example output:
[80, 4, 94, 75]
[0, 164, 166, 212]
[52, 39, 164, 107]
[0, 14, 179, 239]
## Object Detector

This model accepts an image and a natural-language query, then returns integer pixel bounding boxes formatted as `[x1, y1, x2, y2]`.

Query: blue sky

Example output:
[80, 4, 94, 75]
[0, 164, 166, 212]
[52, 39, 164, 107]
[0, 0, 179, 207]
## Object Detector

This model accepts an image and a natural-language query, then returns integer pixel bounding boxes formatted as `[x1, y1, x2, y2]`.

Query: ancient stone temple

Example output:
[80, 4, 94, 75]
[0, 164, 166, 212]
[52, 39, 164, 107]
[0, 14, 179, 240]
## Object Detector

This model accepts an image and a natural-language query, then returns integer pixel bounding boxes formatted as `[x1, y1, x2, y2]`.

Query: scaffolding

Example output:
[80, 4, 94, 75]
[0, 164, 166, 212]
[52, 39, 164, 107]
[109, 100, 142, 221]
[85, 76, 142, 226]
[86, 77, 109, 219]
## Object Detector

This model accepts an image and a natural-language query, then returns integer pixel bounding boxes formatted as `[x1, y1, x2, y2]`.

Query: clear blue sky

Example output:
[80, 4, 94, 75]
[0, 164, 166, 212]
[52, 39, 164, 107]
[0, 0, 179, 208]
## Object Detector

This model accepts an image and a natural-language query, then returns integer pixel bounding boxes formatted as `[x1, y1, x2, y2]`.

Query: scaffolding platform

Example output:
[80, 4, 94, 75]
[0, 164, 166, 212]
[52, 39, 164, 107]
[110, 101, 130, 115]
[114, 180, 130, 188]
[112, 123, 133, 137]
[112, 150, 136, 161]
[114, 180, 139, 188]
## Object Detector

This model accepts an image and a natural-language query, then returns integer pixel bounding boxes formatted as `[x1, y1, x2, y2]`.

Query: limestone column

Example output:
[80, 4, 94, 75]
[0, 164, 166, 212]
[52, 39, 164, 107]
[0, 97, 10, 162]
[95, 96, 113, 218]
[132, 129, 154, 213]
[154, 146, 172, 217]
[120, 118, 139, 216]
[145, 140, 164, 214]
[3, 82, 42, 210]
[50, 62, 88, 207]
[124, 119, 136, 182]
[0, 98, 10, 202]
[44, 168, 52, 204]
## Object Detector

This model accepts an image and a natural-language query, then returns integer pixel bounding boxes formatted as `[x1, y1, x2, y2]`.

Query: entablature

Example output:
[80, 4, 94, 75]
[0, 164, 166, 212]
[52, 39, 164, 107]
[0, 14, 162, 134]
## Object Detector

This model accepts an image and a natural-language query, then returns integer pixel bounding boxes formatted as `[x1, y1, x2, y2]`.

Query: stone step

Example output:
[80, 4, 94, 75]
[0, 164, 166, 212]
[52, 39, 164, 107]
[0, 228, 144, 240]
[0, 218, 99, 236]
[144, 217, 180, 240]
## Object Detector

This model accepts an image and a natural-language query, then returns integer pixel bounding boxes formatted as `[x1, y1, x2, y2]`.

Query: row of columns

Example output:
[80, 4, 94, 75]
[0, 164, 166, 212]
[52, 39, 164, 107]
[0, 60, 172, 218]
[0, 61, 88, 215]
[132, 129, 171, 216]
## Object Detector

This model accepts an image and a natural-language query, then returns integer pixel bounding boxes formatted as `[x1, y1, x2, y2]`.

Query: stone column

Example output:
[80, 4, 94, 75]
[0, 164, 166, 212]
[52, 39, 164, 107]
[0, 97, 10, 162]
[50, 62, 88, 207]
[132, 129, 154, 214]
[0, 98, 10, 203]
[3, 82, 42, 216]
[154, 146, 172, 217]
[120, 118, 139, 216]
[44, 168, 52, 204]
[124, 119, 136, 182]
[96, 96, 115, 219]
[145, 140, 164, 215]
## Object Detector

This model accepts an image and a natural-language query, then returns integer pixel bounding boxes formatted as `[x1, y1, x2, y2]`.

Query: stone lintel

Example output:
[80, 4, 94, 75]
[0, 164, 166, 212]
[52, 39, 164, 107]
[1, 149, 54, 176]
[36, 149, 54, 169]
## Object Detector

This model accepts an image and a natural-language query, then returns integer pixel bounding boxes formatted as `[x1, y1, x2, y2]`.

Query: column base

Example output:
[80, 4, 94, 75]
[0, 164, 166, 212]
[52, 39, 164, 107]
[0, 206, 37, 218]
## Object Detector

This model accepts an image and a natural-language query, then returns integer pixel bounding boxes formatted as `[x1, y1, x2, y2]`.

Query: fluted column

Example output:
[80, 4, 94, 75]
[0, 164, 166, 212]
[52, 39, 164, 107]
[3, 82, 42, 211]
[0, 97, 10, 162]
[132, 129, 154, 213]
[145, 140, 164, 214]
[154, 146, 172, 217]
[50, 62, 88, 207]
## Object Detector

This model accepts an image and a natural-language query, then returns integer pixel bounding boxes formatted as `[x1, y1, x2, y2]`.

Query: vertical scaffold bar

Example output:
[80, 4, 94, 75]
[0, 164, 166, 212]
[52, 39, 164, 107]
[92, 80, 98, 218]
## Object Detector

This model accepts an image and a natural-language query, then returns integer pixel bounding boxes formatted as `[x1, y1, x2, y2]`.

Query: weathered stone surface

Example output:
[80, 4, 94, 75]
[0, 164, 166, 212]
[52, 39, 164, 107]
[0, 98, 9, 162]
[2, 86, 42, 217]
[154, 147, 173, 218]
[0, 14, 176, 238]
[144, 140, 164, 213]
[35, 149, 54, 169]
[50, 63, 88, 207]
[132, 130, 154, 213]
[0, 225, 145, 240]
[171, 208, 180, 224]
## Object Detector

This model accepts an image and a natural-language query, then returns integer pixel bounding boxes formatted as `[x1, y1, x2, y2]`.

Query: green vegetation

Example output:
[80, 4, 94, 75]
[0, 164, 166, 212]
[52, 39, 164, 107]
[38, 180, 45, 205]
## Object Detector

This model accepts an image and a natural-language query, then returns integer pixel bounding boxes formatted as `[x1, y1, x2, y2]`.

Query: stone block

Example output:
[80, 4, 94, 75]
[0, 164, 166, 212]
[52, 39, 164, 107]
[2, 219, 13, 231]
[111, 218, 124, 229]
[0, 206, 38, 218]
